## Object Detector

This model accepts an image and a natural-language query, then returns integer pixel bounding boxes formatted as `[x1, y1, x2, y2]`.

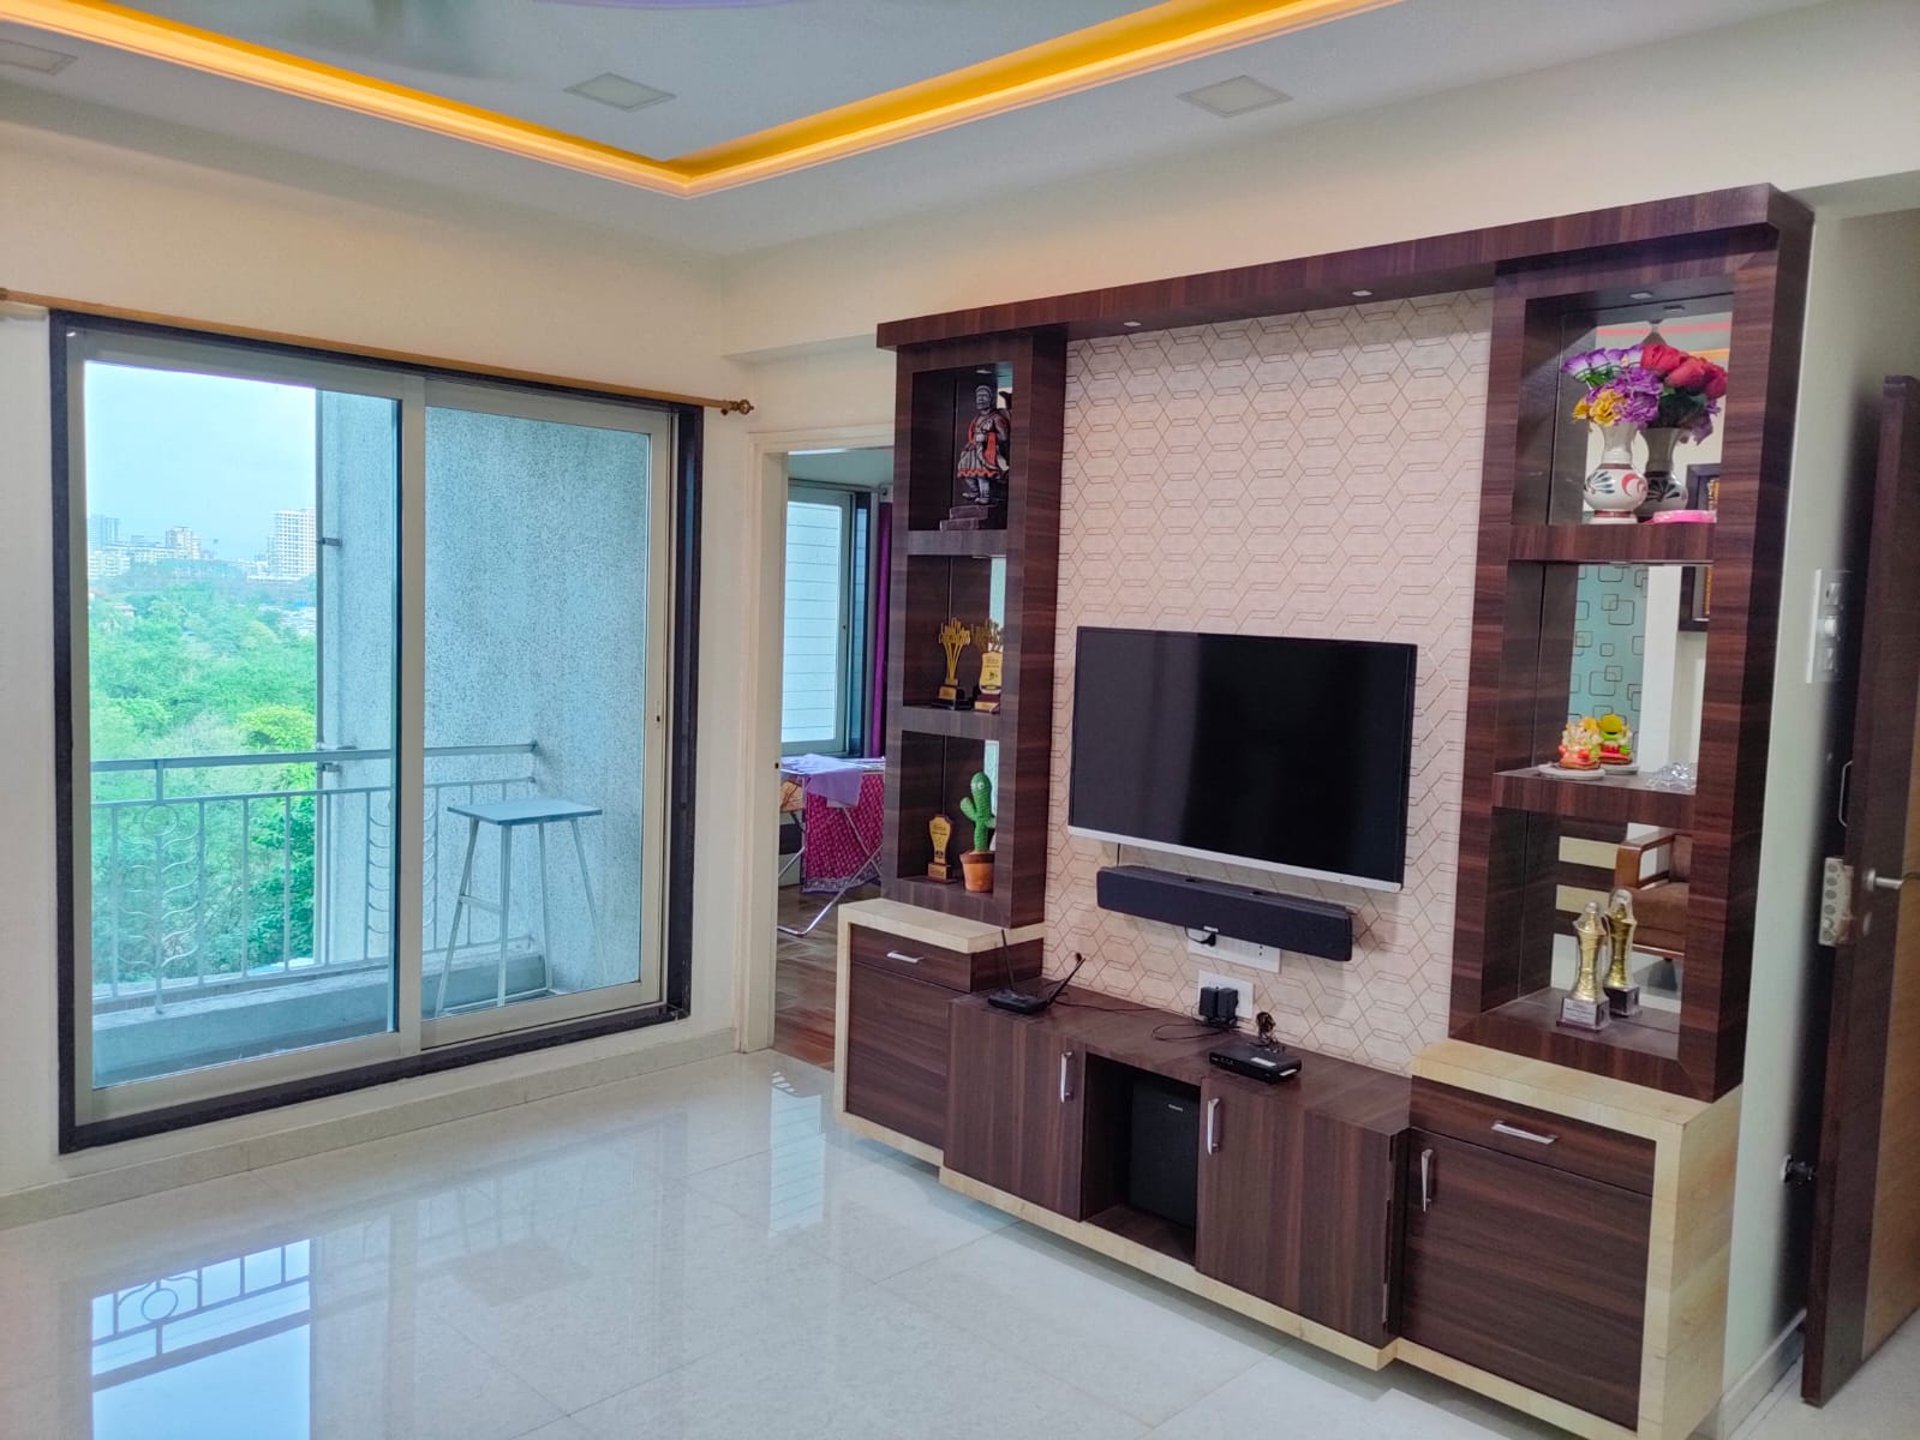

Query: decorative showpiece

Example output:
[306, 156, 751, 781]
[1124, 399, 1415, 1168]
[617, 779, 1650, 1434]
[1645, 760, 1697, 792]
[1555, 717, 1605, 773]
[1564, 336, 1726, 524]
[1561, 901, 1612, 1031]
[1595, 713, 1635, 768]
[1605, 888, 1642, 1018]
[974, 619, 1004, 713]
[943, 382, 1011, 530]
[927, 813, 955, 882]
[935, 617, 974, 707]
[959, 771, 996, 893]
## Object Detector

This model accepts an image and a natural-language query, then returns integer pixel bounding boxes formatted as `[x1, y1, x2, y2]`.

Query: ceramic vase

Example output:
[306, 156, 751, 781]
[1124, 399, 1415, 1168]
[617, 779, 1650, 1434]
[1635, 426, 1687, 518]
[1583, 421, 1649, 524]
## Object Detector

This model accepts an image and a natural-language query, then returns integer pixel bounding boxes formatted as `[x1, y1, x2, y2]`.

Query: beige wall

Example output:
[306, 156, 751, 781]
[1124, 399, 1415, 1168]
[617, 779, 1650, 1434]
[0, 121, 756, 1202]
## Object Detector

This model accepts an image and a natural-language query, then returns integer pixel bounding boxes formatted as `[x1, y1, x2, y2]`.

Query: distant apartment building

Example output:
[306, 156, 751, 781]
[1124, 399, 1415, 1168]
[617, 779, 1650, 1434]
[87, 514, 119, 552]
[271, 508, 318, 580]
[86, 521, 207, 583]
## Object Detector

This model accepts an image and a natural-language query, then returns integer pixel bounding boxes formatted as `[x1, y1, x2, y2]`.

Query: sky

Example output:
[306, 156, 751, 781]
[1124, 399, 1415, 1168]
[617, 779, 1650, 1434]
[83, 362, 321, 560]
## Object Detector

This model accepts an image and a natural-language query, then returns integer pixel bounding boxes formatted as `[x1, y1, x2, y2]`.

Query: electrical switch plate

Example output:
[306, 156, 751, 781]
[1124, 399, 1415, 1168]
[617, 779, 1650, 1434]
[1185, 930, 1279, 973]
[1807, 568, 1849, 684]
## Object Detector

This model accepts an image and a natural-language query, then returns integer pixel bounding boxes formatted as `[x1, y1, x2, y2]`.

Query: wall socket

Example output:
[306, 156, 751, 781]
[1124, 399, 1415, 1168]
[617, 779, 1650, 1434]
[1196, 971, 1254, 1024]
[1185, 929, 1279, 973]
[1806, 568, 1849, 684]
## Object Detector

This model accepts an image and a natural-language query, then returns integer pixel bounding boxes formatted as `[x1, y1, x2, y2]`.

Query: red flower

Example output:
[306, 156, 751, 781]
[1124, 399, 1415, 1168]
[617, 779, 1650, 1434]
[1667, 357, 1712, 391]
[1639, 341, 1688, 377]
[1703, 364, 1728, 399]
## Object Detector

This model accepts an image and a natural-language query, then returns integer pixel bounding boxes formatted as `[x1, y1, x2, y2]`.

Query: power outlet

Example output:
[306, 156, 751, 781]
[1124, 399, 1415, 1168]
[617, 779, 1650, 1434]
[1185, 929, 1279, 973]
[1196, 971, 1254, 1025]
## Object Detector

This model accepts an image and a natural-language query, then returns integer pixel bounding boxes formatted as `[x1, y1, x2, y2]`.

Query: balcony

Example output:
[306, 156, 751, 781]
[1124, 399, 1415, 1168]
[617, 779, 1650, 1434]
[88, 742, 582, 1087]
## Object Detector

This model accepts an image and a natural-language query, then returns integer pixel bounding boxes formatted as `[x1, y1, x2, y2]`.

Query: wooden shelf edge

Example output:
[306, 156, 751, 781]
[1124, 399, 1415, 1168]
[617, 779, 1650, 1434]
[897, 704, 1000, 741]
[906, 529, 1008, 558]
[1507, 523, 1715, 564]
[1491, 768, 1696, 829]
[886, 875, 1007, 925]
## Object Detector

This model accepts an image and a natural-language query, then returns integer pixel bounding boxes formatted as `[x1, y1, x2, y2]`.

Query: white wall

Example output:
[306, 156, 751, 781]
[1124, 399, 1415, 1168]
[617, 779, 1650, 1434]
[0, 121, 756, 1202]
[1723, 206, 1920, 1390]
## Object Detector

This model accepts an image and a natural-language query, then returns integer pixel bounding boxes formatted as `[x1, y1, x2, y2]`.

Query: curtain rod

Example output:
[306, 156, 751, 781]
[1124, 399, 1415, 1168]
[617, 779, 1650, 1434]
[0, 288, 755, 415]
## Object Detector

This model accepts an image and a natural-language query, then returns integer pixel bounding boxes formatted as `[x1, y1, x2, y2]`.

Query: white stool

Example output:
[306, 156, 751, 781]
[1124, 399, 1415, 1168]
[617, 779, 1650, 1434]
[433, 797, 602, 1016]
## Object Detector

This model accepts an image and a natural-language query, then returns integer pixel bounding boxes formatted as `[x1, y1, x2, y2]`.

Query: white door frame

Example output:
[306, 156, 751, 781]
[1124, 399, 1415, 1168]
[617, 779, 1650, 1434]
[735, 424, 891, 1053]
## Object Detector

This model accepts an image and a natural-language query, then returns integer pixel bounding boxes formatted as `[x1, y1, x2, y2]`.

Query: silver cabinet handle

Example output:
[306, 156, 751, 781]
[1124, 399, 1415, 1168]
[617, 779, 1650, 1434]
[884, 950, 923, 964]
[1206, 1097, 1222, 1155]
[1866, 868, 1913, 892]
[1059, 1051, 1073, 1103]
[1419, 1148, 1434, 1213]
[1491, 1121, 1558, 1146]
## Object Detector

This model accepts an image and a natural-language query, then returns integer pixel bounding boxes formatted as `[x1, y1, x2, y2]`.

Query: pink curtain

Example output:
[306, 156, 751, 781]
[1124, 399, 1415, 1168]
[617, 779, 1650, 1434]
[866, 501, 892, 756]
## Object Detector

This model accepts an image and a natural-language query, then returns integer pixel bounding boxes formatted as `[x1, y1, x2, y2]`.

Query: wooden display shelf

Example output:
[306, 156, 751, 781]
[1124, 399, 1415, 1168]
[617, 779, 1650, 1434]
[898, 704, 1000, 741]
[889, 873, 1000, 922]
[906, 529, 1008, 558]
[1508, 523, 1715, 564]
[1491, 767, 1696, 829]
[1477, 988, 1683, 1070]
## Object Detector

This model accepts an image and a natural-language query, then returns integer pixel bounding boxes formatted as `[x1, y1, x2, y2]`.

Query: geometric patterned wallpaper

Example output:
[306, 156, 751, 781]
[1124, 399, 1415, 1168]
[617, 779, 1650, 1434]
[1043, 291, 1493, 1073]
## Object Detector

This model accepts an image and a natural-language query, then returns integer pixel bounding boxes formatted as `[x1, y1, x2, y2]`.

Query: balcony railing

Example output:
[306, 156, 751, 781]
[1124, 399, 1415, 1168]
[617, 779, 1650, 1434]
[90, 743, 537, 1012]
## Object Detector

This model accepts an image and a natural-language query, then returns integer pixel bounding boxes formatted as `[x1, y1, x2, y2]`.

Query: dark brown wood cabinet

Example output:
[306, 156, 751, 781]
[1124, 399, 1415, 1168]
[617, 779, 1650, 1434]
[1197, 1074, 1402, 1346]
[1401, 1129, 1652, 1429]
[945, 1000, 1085, 1216]
[841, 921, 1041, 1151]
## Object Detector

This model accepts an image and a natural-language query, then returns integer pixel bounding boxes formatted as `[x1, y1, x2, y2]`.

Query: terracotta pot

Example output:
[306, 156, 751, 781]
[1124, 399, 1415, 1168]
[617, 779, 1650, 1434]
[960, 850, 994, 894]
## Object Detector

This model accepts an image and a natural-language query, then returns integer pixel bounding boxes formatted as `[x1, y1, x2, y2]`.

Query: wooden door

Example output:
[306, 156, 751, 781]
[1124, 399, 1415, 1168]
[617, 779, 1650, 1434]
[1806, 376, 1920, 1403]
[944, 1003, 1084, 1216]
[1401, 1131, 1650, 1430]
[1196, 1078, 1399, 1345]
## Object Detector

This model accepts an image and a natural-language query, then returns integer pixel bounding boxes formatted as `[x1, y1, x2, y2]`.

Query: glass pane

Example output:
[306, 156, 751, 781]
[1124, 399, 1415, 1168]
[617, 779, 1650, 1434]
[83, 363, 399, 1088]
[422, 405, 655, 1018]
[782, 497, 846, 748]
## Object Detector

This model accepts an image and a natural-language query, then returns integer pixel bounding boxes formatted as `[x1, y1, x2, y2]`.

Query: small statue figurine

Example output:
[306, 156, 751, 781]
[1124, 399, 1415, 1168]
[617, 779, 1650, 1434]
[1596, 713, 1635, 767]
[1558, 716, 1604, 772]
[1561, 900, 1612, 1031]
[942, 384, 1011, 531]
[1605, 888, 1642, 1017]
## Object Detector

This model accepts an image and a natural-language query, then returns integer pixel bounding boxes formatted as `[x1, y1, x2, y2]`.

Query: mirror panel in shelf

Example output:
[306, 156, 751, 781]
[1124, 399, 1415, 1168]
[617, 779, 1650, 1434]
[1543, 814, 1692, 1010]
[1544, 303, 1732, 527]
[1564, 564, 1705, 780]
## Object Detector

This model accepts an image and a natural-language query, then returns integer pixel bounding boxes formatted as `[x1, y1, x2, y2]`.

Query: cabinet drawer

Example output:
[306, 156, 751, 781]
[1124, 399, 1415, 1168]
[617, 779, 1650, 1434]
[845, 964, 953, 1148]
[848, 923, 1038, 993]
[1412, 1079, 1654, 1196]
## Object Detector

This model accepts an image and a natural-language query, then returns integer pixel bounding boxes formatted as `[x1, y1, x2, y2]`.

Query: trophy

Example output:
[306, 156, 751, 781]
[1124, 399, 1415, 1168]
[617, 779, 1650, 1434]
[935, 618, 973, 707]
[974, 619, 1004, 714]
[1605, 888, 1642, 1018]
[927, 814, 955, 882]
[1561, 900, 1612, 1031]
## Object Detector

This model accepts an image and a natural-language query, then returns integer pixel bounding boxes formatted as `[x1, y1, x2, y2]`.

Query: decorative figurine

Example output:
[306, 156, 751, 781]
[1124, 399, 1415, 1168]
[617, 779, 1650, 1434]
[927, 813, 955, 883]
[935, 617, 974, 707]
[1596, 713, 1635, 767]
[1561, 900, 1612, 1031]
[1605, 888, 1642, 1017]
[1557, 717, 1605, 772]
[942, 383, 1011, 530]
[959, 771, 996, 894]
[974, 618, 1004, 714]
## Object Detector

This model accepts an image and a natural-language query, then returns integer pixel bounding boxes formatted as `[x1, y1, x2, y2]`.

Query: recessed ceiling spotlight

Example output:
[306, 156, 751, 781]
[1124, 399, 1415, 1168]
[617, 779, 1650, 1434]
[1122, 320, 1143, 329]
[0, 37, 77, 74]
[1629, 290, 1655, 301]
[1177, 75, 1292, 119]
[565, 72, 674, 112]
[1351, 289, 1373, 298]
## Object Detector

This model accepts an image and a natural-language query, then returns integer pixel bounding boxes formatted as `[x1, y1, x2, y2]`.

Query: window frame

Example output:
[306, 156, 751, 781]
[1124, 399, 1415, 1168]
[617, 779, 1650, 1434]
[51, 313, 700, 1151]
[780, 483, 859, 757]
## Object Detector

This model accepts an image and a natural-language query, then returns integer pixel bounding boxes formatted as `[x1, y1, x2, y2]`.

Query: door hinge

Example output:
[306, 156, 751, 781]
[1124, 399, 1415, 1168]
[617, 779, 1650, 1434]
[1820, 857, 1854, 946]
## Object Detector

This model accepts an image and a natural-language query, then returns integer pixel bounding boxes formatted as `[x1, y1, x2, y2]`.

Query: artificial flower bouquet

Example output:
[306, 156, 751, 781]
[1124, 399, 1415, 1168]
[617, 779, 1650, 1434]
[1563, 339, 1727, 441]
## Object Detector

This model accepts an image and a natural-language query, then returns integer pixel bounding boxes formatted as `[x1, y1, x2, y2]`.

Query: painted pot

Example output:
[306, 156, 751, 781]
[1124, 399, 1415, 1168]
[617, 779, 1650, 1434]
[1583, 421, 1649, 524]
[960, 850, 995, 894]
[1635, 426, 1688, 519]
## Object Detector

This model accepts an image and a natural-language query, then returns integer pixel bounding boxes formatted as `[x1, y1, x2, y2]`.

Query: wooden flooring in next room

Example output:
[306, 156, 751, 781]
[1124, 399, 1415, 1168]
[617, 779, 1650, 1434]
[773, 882, 878, 1069]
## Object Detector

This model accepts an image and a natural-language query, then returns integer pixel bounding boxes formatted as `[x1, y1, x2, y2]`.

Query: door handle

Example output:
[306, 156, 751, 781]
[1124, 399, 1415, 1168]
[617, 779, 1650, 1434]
[1491, 1121, 1558, 1146]
[1059, 1051, 1073, 1103]
[1206, 1097, 1222, 1155]
[884, 950, 923, 964]
[1865, 868, 1914, 893]
[1419, 1148, 1434, 1213]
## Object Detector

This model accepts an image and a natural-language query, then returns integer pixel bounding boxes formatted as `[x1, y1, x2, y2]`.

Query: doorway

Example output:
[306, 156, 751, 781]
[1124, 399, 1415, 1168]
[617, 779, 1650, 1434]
[770, 445, 891, 1067]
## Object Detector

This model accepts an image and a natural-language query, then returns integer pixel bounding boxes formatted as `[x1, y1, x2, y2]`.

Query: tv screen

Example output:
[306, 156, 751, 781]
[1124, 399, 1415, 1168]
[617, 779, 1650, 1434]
[1067, 628, 1417, 890]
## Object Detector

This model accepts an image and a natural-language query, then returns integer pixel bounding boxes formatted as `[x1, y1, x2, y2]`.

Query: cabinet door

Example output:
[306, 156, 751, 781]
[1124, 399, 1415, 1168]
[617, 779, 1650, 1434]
[1402, 1130, 1650, 1429]
[1196, 1080, 1399, 1345]
[844, 963, 952, 1148]
[945, 1004, 1084, 1217]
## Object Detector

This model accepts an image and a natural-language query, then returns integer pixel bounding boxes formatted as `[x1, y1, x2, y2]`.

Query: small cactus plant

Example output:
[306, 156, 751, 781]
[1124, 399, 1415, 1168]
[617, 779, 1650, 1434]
[958, 771, 995, 855]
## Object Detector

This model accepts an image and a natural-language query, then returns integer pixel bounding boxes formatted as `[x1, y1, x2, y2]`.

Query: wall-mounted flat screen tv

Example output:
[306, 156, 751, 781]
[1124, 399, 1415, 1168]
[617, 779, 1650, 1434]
[1067, 627, 1417, 892]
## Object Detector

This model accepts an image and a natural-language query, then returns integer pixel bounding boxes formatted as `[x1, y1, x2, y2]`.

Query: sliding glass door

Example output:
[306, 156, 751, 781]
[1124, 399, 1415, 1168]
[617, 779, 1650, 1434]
[59, 324, 677, 1131]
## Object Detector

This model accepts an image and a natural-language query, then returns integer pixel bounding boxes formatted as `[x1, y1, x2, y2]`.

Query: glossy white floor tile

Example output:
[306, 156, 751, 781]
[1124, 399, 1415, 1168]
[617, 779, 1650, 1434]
[1, 1048, 1915, 1440]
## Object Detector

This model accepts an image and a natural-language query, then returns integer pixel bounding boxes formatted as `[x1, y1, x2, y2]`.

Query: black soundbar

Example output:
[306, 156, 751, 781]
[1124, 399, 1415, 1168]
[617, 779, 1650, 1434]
[1094, 864, 1354, 963]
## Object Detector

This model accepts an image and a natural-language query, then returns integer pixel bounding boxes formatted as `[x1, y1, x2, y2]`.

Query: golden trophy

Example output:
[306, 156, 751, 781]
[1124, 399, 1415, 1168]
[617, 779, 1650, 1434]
[935, 618, 973, 707]
[927, 814, 955, 882]
[974, 619, 1004, 714]
[1605, 888, 1642, 1018]
[1560, 900, 1612, 1031]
